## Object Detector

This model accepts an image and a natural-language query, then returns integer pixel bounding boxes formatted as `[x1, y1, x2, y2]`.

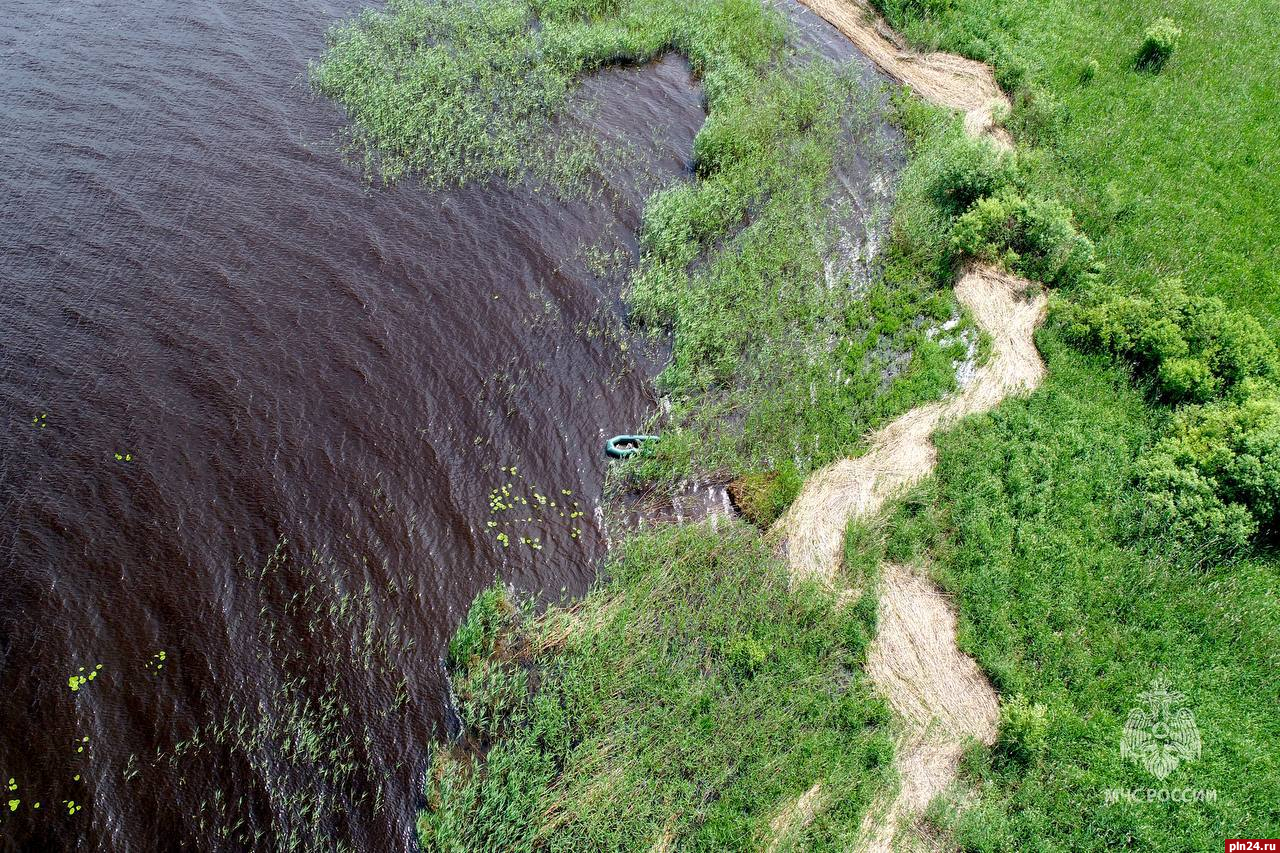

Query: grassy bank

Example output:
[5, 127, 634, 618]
[869, 0, 1280, 847]
[874, 0, 1280, 324]
[424, 525, 889, 849]
[888, 329, 1280, 849]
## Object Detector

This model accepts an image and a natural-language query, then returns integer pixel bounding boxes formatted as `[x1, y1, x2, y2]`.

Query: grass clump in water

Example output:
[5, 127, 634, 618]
[311, 0, 784, 188]
[626, 63, 968, 485]
[726, 461, 803, 528]
[422, 522, 892, 850]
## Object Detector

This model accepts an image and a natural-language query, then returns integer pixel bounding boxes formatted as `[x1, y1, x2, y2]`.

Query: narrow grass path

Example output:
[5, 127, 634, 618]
[766, 5, 1045, 845]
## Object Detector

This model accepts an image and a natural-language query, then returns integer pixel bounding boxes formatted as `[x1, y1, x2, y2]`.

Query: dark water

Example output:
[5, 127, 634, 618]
[0, 0, 890, 849]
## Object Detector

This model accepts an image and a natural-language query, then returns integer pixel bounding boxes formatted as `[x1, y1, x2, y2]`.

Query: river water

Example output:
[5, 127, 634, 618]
[0, 0, 892, 849]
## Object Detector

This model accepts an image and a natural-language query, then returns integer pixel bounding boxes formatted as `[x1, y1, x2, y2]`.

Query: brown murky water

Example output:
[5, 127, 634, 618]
[0, 0, 894, 849]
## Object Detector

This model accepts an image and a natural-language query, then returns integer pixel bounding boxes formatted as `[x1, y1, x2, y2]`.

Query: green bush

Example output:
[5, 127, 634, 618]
[1079, 57, 1099, 83]
[1064, 288, 1279, 550]
[1062, 285, 1278, 404]
[928, 131, 1017, 214]
[995, 694, 1049, 765]
[1137, 17, 1181, 70]
[723, 633, 770, 679]
[951, 189, 1096, 287]
[993, 53, 1029, 94]
[1140, 388, 1280, 551]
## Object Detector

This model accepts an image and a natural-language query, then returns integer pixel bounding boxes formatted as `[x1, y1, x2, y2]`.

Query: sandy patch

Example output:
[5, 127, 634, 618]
[795, 0, 1013, 147]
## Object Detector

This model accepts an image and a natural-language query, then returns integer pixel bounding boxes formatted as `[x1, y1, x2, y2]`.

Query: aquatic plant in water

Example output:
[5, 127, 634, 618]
[486, 464, 585, 551]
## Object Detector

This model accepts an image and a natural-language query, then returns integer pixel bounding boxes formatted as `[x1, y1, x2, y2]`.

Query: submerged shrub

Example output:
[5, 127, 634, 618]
[448, 584, 514, 670]
[951, 189, 1095, 287]
[1137, 17, 1181, 70]
[728, 461, 803, 527]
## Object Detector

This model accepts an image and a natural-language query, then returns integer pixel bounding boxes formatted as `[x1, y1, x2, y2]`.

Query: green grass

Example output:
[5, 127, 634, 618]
[859, 5, 1280, 846]
[422, 524, 892, 850]
[873, 0, 1280, 326]
[311, 0, 785, 188]
[887, 327, 1280, 850]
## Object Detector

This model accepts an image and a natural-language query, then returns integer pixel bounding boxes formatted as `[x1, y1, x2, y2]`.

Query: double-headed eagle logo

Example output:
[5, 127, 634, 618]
[1120, 678, 1201, 780]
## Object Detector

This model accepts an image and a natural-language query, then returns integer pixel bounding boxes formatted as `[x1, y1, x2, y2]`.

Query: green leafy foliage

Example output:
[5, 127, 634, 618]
[1141, 389, 1280, 551]
[1063, 288, 1279, 550]
[926, 130, 1017, 215]
[1062, 286, 1278, 404]
[897, 332, 1280, 849]
[727, 461, 803, 527]
[951, 189, 1096, 288]
[1137, 17, 1181, 71]
[422, 524, 893, 850]
[995, 693, 1048, 765]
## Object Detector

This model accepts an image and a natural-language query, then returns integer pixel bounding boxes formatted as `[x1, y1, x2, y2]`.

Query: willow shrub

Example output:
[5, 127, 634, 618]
[1062, 288, 1280, 550]
[926, 129, 1018, 215]
[1140, 387, 1280, 552]
[951, 188, 1096, 288]
[1062, 286, 1278, 404]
